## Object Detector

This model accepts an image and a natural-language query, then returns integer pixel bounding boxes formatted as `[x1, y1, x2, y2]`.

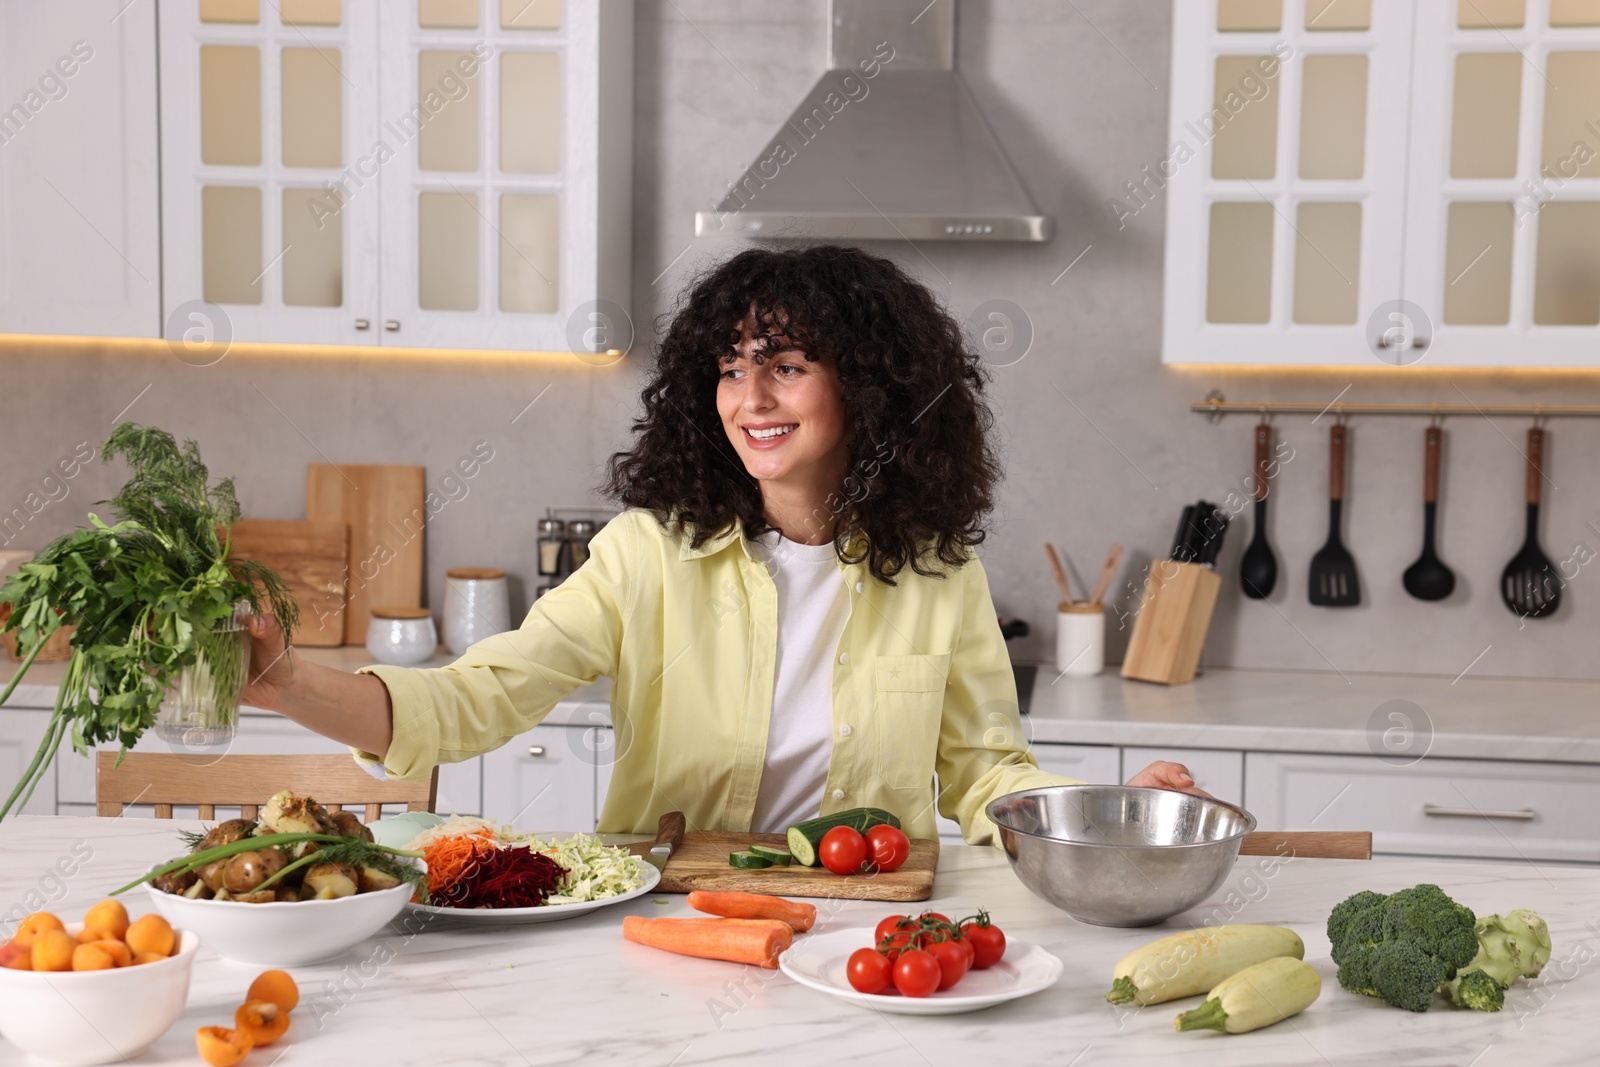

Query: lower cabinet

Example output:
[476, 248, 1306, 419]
[1244, 751, 1600, 864]
[1123, 746, 1244, 806]
[479, 723, 599, 833]
[936, 743, 1121, 840]
[0, 710, 57, 817]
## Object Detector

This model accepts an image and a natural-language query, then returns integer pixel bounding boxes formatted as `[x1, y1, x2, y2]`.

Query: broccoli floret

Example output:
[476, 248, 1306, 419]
[1447, 970, 1505, 1012]
[1468, 909, 1552, 988]
[1326, 884, 1478, 1012]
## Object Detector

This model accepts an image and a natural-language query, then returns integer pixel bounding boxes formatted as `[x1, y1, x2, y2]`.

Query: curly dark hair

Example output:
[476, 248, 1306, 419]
[602, 244, 1001, 585]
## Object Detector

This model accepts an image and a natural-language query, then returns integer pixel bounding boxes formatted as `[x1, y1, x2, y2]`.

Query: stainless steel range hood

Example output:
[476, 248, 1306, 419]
[693, 0, 1053, 243]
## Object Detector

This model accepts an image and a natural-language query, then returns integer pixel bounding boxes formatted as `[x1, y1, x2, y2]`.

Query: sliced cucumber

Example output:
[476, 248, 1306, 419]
[728, 850, 772, 869]
[748, 844, 792, 866]
[785, 807, 902, 867]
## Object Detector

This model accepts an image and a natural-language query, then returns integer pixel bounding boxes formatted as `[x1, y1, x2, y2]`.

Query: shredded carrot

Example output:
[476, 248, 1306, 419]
[418, 829, 499, 900]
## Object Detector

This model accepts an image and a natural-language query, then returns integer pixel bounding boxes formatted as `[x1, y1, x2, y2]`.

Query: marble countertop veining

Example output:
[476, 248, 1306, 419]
[0, 815, 1594, 1066]
[6, 644, 1598, 761]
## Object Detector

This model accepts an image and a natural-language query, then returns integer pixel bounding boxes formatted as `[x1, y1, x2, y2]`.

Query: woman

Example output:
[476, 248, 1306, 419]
[243, 245, 1200, 842]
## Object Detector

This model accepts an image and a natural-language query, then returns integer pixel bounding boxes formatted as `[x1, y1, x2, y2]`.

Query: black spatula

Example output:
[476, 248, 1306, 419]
[1402, 425, 1455, 601]
[1240, 422, 1278, 599]
[1501, 427, 1562, 618]
[1309, 424, 1360, 607]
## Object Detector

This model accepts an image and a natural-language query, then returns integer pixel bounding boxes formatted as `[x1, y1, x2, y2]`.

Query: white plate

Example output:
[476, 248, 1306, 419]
[778, 928, 1062, 1015]
[404, 863, 661, 925]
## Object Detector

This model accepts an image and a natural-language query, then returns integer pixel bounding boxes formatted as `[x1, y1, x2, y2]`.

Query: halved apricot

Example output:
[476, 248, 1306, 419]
[195, 1026, 253, 1067]
[246, 969, 299, 1013]
[125, 914, 175, 957]
[31, 929, 75, 972]
[82, 900, 129, 940]
[235, 999, 291, 1046]
[13, 912, 64, 949]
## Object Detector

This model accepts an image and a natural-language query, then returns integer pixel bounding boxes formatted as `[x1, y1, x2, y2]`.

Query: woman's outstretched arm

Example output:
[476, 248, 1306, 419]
[241, 612, 396, 757]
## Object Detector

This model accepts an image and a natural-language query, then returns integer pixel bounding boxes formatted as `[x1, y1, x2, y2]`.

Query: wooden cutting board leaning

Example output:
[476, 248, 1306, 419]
[305, 464, 426, 645]
[225, 519, 349, 647]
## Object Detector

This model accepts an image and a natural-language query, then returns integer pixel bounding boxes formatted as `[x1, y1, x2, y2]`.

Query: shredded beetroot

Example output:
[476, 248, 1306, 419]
[437, 844, 564, 909]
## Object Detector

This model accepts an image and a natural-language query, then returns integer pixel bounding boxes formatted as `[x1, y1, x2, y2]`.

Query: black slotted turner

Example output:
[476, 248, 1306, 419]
[1309, 424, 1360, 607]
[1501, 426, 1562, 618]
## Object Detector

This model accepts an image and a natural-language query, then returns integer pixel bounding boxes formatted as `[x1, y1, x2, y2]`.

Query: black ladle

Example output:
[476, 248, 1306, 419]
[1240, 422, 1277, 599]
[1500, 427, 1562, 618]
[1402, 425, 1455, 601]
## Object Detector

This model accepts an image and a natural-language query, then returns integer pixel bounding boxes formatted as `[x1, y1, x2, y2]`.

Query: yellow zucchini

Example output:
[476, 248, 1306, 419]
[1106, 924, 1305, 1005]
[1174, 956, 1321, 1034]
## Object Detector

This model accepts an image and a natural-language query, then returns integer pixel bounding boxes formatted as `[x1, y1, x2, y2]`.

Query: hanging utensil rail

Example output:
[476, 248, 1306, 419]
[1191, 394, 1600, 420]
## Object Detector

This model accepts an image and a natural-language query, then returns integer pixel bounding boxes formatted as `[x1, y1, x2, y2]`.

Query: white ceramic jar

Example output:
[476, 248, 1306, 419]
[366, 607, 437, 665]
[1055, 603, 1106, 677]
[442, 567, 511, 654]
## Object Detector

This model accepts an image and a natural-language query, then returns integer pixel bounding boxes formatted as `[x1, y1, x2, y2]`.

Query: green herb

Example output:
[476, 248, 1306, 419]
[110, 830, 425, 898]
[0, 424, 300, 820]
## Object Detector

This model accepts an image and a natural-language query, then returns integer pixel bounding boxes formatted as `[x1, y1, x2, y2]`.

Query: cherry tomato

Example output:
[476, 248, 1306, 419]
[926, 939, 971, 991]
[847, 947, 893, 994]
[892, 948, 942, 998]
[917, 911, 951, 926]
[953, 933, 976, 969]
[961, 919, 1006, 969]
[879, 927, 917, 962]
[864, 825, 911, 872]
[818, 826, 869, 875]
[875, 914, 910, 946]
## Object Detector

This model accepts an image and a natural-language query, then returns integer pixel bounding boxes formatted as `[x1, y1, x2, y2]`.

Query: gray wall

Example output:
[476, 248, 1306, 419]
[6, 1, 1599, 683]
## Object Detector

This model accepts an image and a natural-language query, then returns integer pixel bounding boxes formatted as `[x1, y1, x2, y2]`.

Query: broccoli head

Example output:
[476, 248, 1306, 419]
[1326, 884, 1478, 1012]
[1447, 969, 1505, 1012]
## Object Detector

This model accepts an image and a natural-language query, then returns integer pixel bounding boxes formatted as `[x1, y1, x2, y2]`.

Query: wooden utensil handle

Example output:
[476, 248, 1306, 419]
[1239, 830, 1372, 860]
[1526, 427, 1544, 505]
[1329, 425, 1346, 502]
[1423, 426, 1441, 504]
[658, 810, 687, 851]
[1254, 423, 1271, 502]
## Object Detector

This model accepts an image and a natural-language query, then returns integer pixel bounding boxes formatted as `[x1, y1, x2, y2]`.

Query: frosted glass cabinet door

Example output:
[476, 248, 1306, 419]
[159, 0, 382, 346]
[376, 0, 633, 352]
[0, 1, 160, 338]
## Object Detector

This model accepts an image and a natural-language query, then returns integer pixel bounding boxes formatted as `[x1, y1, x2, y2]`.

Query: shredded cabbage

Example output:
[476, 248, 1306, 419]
[521, 831, 646, 904]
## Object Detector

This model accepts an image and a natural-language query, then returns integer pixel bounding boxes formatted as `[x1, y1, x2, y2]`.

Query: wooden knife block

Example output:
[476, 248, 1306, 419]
[1120, 561, 1220, 685]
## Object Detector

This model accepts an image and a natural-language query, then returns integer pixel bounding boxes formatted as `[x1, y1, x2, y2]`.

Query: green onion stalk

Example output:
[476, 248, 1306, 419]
[112, 831, 427, 899]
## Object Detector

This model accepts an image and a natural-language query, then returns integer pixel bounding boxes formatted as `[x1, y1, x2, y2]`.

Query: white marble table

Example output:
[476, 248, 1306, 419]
[1, 816, 1594, 1066]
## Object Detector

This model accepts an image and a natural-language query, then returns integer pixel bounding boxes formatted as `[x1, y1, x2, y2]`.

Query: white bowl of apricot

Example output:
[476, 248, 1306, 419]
[0, 900, 198, 1066]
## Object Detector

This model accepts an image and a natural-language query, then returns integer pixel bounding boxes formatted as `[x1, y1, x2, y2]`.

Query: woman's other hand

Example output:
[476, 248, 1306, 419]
[242, 612, 296, 710]
[1126, 760, 1214, 798]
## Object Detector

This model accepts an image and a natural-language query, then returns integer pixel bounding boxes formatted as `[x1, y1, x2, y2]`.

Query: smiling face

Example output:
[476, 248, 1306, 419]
[716, 310, 851, 493]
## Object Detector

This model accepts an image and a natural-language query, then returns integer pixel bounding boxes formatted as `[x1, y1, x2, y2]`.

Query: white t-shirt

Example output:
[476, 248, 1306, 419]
[748, 530, 851, 833]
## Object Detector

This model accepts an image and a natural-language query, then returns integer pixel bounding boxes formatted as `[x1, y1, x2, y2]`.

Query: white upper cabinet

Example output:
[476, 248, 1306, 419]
[1164, 0, 1600, 367]
[0, 1, 160, 338]
[159, 0, 633, 352]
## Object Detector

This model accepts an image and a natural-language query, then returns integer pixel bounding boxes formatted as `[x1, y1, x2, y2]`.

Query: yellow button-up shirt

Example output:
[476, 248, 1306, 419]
[355, 509, 1079, 844]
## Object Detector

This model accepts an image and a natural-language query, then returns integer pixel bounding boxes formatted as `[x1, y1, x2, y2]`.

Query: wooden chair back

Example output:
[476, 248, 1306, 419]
[96, 752, 437, 823]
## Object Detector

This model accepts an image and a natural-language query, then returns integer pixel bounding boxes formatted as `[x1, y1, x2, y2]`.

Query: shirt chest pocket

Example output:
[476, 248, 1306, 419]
[872, 653, 950, 790]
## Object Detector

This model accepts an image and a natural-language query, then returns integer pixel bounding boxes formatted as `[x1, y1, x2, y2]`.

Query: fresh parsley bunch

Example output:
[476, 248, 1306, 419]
[0, 424, 299, 819]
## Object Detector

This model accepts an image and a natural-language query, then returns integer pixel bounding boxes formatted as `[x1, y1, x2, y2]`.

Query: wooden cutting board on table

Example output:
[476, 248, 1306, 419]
[305, 464, 426, 645]
[655, 830, 939, 902]
[227, 519, 349, 647]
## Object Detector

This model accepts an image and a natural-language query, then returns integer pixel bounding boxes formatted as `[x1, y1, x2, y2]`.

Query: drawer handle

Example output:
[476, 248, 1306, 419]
[527, 745, 546, 758]
[1423, 804, 1535, 821]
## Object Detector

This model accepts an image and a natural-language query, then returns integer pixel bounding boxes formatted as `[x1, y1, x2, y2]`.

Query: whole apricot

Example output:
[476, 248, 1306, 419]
[71, 943, 116, 971]
[246, 969, 300, 1013]
[31, 929, 75, 972]
[125, 914, 175, 957]
[82, 900, 130, 940]
[0, 941, 33, 970]
[130, 952, 167, 966]
[195, 1026, 253, 1067]
[13, 912, 64, 949]
[76, 926, 118, 945]
[87, 939, 133, 967]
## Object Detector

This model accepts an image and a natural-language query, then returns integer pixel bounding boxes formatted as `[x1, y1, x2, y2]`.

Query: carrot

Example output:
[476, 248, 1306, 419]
[622, 916, 793, 969]
[686, 890, 817, 932]
[420, 830, 498, 899]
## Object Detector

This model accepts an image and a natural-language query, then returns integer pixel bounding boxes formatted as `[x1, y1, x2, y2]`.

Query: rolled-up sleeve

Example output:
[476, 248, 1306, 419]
[935, 555, 1084, 845]
[351, 512, 642, 780]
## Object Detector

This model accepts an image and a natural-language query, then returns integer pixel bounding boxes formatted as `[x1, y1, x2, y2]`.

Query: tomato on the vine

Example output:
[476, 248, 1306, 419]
[864, 825, 911, 872]
[847, 947, 893, 994]
[874, 914, 910, 946]
[892, 948, 942, 998]
[916, 911, 951, 926]
[925, 939, 971, 991]
[961, 916, 1006, 969]
[879, 927, 917, 962]
[819, 826, 869, 875]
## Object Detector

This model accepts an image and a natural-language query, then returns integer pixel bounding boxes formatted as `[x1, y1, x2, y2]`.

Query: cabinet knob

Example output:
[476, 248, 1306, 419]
[527, 745, 546, 758]
[385, 320, 401, 332]
[354, 318, 370, 330]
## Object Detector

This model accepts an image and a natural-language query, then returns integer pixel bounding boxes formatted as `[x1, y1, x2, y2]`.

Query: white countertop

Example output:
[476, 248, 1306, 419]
[6, 647, 1597, 761]
[0, 815, 1592, 1066]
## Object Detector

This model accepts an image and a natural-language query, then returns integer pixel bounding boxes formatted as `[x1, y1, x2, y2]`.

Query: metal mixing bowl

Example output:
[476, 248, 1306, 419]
[987, 785, 1257, 927]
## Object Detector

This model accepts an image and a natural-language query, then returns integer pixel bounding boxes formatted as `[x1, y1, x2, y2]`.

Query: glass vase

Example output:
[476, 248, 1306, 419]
[154, 600, 252, 748]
